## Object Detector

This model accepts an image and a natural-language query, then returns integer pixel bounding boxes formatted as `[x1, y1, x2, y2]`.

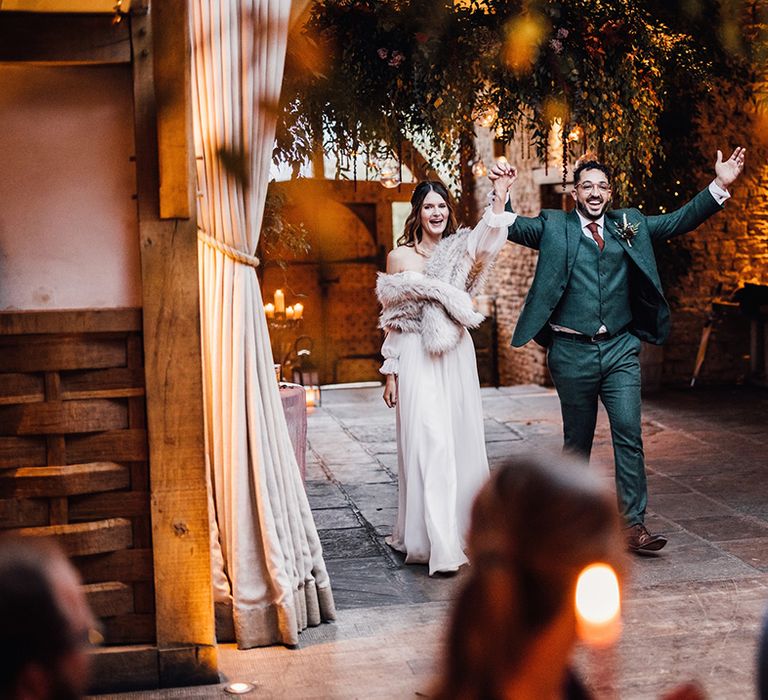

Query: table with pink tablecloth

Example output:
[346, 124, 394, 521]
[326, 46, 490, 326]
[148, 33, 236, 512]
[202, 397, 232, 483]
[279, 382, 307, 481]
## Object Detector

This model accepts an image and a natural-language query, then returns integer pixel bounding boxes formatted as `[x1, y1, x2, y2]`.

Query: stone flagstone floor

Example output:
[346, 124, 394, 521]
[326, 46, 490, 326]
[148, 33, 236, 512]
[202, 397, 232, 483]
[93, 384, 768, 699]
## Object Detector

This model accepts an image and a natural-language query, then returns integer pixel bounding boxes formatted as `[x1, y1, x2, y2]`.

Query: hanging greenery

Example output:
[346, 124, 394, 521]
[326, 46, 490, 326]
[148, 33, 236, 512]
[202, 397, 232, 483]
[275, 0, 760, 203]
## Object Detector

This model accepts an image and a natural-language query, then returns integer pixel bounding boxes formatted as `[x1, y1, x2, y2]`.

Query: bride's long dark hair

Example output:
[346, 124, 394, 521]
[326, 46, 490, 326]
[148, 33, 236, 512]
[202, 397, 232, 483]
[396, 181, 458, 247]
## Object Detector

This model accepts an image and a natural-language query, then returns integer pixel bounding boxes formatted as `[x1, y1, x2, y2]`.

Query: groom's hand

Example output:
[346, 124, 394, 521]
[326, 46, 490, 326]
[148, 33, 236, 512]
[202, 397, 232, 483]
[714, 146, 746, 189]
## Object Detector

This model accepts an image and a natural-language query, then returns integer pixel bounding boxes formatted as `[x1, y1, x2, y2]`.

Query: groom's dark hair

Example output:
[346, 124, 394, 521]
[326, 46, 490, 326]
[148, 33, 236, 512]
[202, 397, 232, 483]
[573, 160, 612, 185]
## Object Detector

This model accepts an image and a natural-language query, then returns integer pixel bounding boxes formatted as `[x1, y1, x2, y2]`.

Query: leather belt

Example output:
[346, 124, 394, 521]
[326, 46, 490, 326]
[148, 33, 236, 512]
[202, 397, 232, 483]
[551, 326, 629, 344]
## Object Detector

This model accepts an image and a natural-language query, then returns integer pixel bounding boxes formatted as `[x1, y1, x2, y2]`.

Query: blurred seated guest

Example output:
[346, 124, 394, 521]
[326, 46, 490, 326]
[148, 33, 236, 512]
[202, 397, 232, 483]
[432, 452, 625, 700]
[0, 537, 98, 700]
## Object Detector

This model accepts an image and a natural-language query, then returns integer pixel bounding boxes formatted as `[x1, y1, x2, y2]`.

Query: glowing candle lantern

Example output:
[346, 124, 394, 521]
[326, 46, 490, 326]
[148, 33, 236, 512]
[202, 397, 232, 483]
[274, 289, 285, 314]
[304, 386, 321, 407]
[292, 347, 321, 407]
[264, 303, 275, 319]
[293, 302, 304, 320]
[575, 563, 622, 647]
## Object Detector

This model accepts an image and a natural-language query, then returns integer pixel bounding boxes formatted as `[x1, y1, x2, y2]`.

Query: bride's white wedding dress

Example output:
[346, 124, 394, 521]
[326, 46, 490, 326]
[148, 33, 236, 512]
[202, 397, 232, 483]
[380, 207, 513, 575]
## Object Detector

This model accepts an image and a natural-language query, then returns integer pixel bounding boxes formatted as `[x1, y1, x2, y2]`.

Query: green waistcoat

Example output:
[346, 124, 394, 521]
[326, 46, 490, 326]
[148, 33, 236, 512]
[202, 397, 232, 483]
[505, 187, 724, 347]
[550, 232, 633, 336]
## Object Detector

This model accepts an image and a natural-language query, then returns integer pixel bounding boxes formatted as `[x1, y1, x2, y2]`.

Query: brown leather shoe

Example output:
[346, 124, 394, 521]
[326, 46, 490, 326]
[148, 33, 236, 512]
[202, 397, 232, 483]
[625, 523, 667, 553]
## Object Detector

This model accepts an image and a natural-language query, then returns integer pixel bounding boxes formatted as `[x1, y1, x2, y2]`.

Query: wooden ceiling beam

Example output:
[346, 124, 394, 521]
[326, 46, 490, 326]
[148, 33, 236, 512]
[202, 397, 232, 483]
[0, 13, 130, 64]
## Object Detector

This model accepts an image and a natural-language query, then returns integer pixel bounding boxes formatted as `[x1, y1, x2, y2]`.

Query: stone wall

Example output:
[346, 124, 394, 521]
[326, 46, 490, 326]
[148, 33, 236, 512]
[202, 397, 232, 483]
[657, 81, 768, 386]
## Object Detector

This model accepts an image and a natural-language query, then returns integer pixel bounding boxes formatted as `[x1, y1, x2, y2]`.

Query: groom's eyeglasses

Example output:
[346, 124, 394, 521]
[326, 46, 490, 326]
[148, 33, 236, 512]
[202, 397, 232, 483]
[577, 182, 611, 193]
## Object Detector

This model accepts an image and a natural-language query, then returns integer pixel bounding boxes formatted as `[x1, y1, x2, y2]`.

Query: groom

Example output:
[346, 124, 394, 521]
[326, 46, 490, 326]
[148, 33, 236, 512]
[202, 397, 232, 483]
[491, 147, 745, 552]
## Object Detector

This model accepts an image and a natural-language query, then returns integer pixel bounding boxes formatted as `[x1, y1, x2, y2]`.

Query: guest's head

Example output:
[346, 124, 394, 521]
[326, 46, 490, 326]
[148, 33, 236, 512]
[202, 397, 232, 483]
[434, 452, 625, 700]
[397, 180, 458, 247]
[0, 537, 97, 700]
[572, 159, 613, 221]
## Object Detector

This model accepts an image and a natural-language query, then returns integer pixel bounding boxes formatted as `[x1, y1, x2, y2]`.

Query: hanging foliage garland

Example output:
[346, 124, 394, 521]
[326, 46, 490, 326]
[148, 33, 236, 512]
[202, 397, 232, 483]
[275, 0, 752, 203]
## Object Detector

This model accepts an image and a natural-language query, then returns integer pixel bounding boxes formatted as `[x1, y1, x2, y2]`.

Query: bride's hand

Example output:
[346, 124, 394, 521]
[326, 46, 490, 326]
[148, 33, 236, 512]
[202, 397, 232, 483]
[491, 165, 517, 198]
[383, 374, 398, 408]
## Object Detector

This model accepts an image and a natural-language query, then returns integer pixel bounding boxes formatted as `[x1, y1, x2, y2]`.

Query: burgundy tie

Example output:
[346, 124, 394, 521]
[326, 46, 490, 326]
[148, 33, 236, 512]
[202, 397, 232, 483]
[587, 222, 604, 252]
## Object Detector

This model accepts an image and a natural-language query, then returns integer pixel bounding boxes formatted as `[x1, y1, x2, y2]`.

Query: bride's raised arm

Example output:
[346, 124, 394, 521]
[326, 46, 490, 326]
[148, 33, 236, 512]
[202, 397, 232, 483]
[467, 168, 518, 262]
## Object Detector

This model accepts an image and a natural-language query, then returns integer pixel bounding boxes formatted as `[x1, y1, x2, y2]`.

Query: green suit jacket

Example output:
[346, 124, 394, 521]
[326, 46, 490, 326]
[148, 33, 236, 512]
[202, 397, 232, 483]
[507, 187, 723, 347]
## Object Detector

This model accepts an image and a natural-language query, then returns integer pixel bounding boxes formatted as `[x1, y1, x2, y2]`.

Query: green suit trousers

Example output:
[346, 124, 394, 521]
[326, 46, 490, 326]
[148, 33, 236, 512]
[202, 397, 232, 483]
[547, 330, 646, 525]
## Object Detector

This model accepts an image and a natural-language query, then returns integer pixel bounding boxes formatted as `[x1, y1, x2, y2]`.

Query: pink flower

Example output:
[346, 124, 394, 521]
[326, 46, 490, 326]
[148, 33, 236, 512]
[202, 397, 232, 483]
[557, 27, 569, 39]
[388, 50, 405, 67]
[549, 39, 563, 54]
[377, 48, 388, 59]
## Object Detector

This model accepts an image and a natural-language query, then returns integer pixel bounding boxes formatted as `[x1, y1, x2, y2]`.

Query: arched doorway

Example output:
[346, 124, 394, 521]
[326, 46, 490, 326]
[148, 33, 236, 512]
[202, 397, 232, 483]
[263, 180, 415, 384]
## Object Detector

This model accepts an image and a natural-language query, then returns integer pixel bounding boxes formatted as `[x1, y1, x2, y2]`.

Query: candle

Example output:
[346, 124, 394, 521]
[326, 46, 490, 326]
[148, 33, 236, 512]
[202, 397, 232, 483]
[575, 563, 622, 647]
[293, 302, 304, 320]
[274, 289, 285, 314]
[264, 303, 275, 319]
[286, 305, 295, 320]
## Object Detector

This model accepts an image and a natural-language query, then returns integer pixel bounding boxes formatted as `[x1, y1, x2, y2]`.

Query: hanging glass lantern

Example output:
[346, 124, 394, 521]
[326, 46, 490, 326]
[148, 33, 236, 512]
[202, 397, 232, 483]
[378, 159, 401, 188]
[568, 125, 584, 143]
[473, 103, 498, 129]
[471, 159, 488, 177]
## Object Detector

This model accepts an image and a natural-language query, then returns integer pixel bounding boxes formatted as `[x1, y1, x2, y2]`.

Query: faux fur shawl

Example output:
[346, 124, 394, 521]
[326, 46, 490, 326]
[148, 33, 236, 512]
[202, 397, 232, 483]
[377, 227, 493, 355]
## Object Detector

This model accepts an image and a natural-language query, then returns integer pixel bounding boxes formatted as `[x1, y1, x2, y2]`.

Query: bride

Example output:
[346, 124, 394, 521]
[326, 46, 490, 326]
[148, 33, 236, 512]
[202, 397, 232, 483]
[377, 168, 517, 575]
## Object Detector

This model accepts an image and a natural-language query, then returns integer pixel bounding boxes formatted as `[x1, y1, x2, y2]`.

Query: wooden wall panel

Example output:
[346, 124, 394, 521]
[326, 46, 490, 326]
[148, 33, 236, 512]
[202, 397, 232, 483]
[0, 436, 46, 467]
[66, 429, 148, 463]
[0, 497, 48, 528]
[0, 308, 156, 646]
[0, 374, 45, 405]
[0, 399, 129, 436]
[0, 336, 127, 373]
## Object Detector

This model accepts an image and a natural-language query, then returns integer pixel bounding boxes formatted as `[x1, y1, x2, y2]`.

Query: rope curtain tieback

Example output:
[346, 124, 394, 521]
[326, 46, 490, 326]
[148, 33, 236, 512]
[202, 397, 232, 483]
[197, 229, 261, 268]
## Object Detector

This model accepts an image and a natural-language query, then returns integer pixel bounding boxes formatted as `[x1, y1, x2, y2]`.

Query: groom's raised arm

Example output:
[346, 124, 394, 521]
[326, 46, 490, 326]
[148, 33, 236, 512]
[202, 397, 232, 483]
[504, 198, 546, 249]
[645, 146, 745, 242]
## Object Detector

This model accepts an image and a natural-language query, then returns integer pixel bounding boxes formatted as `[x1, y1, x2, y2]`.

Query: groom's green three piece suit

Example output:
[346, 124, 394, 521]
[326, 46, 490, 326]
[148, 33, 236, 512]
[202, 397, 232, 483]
[505, 184, 727, 532]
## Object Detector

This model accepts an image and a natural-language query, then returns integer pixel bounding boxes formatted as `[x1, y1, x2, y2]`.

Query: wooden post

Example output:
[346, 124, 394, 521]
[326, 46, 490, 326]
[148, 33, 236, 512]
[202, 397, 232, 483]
[153, 0, 194, 219]
[130, 7, 217, 686]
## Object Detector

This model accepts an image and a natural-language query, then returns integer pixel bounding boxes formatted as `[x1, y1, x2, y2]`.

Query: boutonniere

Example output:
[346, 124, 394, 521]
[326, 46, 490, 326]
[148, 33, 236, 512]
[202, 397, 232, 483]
[615, 213, 639, 247]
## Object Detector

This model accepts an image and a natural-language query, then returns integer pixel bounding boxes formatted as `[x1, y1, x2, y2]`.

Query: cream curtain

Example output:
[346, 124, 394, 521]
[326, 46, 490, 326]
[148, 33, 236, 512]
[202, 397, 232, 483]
[190, 0, 336, 648]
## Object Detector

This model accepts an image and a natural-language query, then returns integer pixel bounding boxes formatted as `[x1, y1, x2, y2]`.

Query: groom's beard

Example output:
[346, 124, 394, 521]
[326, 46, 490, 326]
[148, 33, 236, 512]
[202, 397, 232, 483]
[576, 199, 611, 220]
